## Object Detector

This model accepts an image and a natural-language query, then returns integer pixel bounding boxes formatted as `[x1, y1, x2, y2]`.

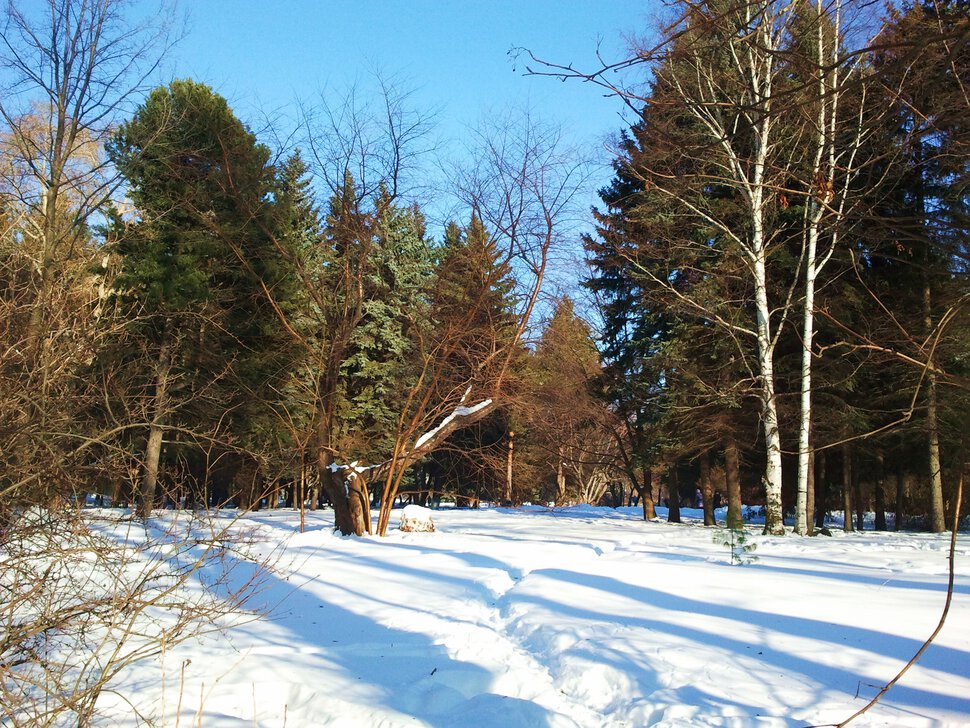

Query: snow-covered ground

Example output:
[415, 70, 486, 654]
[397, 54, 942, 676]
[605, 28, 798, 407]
[94, 505, 970, 727]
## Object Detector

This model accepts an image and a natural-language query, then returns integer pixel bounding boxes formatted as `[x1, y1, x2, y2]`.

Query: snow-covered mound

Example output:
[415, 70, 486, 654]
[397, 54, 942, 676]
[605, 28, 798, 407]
[399, 504, 436, 532]
[93, 505, 969, 727]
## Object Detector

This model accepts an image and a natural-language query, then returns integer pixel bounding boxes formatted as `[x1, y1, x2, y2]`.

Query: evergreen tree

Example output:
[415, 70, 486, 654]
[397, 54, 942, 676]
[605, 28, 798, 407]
[423, 212, 520, 506]
[857, 0, 970, 531]
[338, 187, 435, 459]
[585, 92, 757, 524]
[107, 79, 288, 515]
[431, 211, 518, 390]
[523, 296, 616, 505]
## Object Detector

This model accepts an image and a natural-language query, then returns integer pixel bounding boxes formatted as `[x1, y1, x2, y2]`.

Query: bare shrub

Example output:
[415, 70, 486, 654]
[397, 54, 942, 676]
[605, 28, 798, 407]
[0, 505, 272, 727]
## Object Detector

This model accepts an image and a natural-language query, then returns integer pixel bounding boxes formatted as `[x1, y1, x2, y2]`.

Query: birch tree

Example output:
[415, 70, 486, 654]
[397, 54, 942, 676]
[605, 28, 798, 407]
[792, 0, 871, 534]
[0, 0, 172, 356]
[580, 1, 801, 534]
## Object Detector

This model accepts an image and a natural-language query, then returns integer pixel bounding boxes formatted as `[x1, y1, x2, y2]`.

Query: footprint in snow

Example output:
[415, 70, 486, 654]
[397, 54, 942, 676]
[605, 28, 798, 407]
[591, 542, 616, 557]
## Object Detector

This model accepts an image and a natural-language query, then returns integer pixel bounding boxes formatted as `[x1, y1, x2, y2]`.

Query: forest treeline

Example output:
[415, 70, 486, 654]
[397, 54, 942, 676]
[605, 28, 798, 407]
[1, 0, 967, 538]
[572, 0, 969, 535]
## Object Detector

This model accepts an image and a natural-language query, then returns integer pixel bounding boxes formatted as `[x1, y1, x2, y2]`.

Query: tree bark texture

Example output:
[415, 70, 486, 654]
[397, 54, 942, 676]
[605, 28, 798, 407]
[842, 443, 854, 532]
[724, 438, 743, 530]
[138, 328, 172, 518]
[640, 468, 657, 520]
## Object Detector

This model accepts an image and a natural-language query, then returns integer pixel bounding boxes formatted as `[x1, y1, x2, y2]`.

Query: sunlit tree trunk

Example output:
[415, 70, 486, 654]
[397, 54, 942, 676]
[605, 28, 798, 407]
[504, 430, 514, 503]
[640, 468, 657, 520]
[754, 252, 785, 534]
[138, 327, 172, 518]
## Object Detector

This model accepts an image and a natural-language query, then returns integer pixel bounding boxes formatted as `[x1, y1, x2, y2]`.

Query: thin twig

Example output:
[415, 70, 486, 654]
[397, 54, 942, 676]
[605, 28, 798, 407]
[814, 468, 964, 728]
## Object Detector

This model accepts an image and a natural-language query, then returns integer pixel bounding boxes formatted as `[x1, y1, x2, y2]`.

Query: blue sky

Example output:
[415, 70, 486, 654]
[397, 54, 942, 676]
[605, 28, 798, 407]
[167, 1, 653, 166]
[161, 2, 658, 301]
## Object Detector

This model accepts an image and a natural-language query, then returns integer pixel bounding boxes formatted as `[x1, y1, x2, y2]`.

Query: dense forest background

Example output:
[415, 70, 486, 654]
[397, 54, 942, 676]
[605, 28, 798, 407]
[1, 0, 967, 539]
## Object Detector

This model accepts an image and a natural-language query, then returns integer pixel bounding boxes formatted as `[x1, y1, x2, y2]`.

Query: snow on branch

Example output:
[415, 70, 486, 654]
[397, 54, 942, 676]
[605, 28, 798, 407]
[414, 399, 492, 450]
[327, 461, 377, 480]
[329, 398, 496, 480]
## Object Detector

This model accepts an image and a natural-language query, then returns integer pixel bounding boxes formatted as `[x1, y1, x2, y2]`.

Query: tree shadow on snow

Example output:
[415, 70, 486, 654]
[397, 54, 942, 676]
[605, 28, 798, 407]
[524, 568, 970, 721]
[99, 517, 564, 728]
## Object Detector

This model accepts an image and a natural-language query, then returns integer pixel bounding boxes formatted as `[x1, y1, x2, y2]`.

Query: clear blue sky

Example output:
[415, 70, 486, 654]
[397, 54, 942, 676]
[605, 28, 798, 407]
[167, 1, 654, 166]
[161, 1, 658, 301]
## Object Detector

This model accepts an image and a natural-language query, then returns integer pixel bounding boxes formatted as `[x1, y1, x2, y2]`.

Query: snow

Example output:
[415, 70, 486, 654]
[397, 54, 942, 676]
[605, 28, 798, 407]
[402, 504, 434, 522]
[90, 505, 969, 727]
[328, 460, 374, 479]
[414, 399, 492, 450]
[399, 505, 436, 532]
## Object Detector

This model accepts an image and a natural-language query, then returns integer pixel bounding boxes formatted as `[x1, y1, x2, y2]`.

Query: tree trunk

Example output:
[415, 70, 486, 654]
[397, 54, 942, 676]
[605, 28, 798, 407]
[796, 3, 847, 534]
[701, 451, 715, 526]
[556, 447, 567, 504]
[640, 467, 656, 520]
[805, 448, 815, 536]
[298, 463, 306, 534]
[417, 465, 428, 506]
[504, 430, 514, 503]
[924, 268, 946, 533]
[667, 466, 681, 524]
[925, 365, 946, 532]
[754, 254, 785, 535]
[814, 450, 827, 530]
[323, 464, 368, 536]
[842, 443, 854, 532]
[894, 465, 905, 532]
[138, 328, 172, 519]
[724, 437, 743, 530]
[795, 219, 820, 535]
[874, 451, 887, 531]
[854, 464, 864, 531]
[317, 410, 366, 536]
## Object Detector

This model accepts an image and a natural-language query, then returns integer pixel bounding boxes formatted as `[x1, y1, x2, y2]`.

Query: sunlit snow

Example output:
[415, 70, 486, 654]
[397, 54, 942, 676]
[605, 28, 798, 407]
[92, 505, 969, 727]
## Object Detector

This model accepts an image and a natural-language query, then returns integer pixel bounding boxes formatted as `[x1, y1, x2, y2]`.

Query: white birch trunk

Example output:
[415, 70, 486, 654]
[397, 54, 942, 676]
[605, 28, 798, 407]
[754, 253, 785, 535]
[750, 56, 786, 535]
[796, 217, 820, 535]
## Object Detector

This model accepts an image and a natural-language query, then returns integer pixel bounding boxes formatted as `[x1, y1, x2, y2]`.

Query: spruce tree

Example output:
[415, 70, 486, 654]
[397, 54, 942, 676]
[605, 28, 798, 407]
[339, 187, 435, 459]
[423, 212, 520, 505]
[107, 79, 287, 515]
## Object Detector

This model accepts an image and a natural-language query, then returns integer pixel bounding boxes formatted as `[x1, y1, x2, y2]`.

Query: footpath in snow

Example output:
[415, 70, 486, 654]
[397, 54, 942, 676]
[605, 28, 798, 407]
[97, 505, 970, 727]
